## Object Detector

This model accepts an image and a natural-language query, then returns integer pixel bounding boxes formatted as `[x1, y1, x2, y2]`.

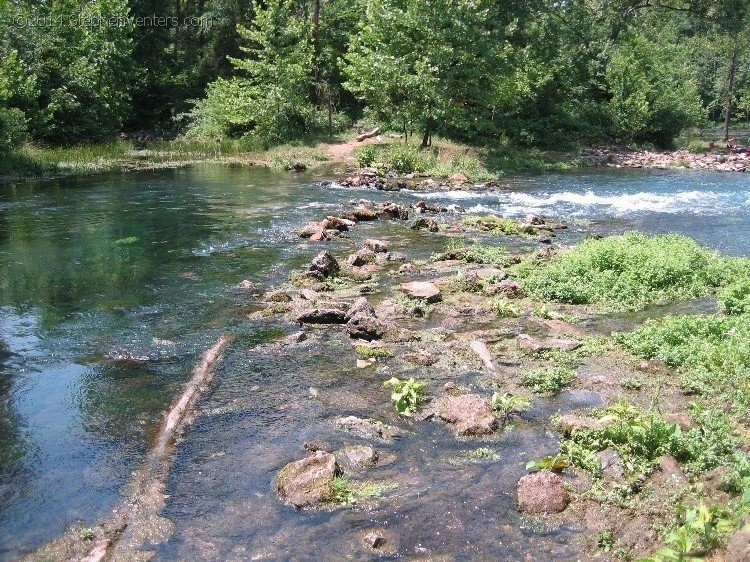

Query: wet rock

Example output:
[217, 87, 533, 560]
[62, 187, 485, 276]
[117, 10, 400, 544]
[556, 414, 606, 436]
[378, 202, 409, 220]
[517, 471, 569, 514]
[299, 288, 320, 301]
[277, 451, 338, 508]
[404, 350, 439, 366]
[364, 239, 388, 253]
[362, 531, 387, 550]
[296, 308, 347, 324]
[346, 298, 385, 341]
[284, 331, 307, 344]
[411, 217, 439, 232]
[398, 263, 416, 275]
[517, 334, 582, 353]
[596, 448, 625, 481]
[496, 280, 524, 298]
[414, 201, 445, 214]
[321, 216, 356, 231]
[338, 445, 378, 470]
[433, 394, 497, 437]
[347, 248, 377, 267]
[386, 251, 407, 262]
[308, 250, 340, 279]
[727, 524, 750, 562]
[297, 221, 324, 238]
[352, 206, 378, 221]
[401, 281, 442, 303]
[525, 214, 545, 226]
[543, 319, 584, 337]
[264, 289, 292, 302]
[334, 416, 401, 442]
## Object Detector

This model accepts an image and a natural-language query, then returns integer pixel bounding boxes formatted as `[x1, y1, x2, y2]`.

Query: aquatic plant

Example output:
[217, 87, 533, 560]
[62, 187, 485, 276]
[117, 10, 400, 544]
[491, 392, 531, 419]
[462, 215, 520, 236]
[383, 377, 427, 416]
[488, 297, 521, 317]
[516, 232, 750, 310]
[521, 366, 576, 395]
[355, 346, 393, 359]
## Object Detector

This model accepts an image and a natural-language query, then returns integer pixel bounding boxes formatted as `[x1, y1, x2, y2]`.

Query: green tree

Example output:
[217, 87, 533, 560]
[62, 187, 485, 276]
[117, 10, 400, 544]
[189, 0, 313, 144]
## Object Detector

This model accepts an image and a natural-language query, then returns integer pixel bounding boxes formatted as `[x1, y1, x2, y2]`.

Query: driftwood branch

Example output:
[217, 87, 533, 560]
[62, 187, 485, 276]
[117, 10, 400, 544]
[356, 127, 380, 142]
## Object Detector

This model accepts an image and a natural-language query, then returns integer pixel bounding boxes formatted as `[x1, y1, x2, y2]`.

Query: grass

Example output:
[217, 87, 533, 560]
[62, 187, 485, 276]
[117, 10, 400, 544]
[521, 366, 576, 395]
[487, 297, 521, 317]
[462, 244, 512, 266]
[515, 232, 750, 311]
[0, 138, 332, 181]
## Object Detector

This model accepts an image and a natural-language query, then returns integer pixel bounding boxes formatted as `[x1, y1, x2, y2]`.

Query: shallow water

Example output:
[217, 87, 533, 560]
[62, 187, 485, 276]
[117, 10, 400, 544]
[0, 166, 748, 560]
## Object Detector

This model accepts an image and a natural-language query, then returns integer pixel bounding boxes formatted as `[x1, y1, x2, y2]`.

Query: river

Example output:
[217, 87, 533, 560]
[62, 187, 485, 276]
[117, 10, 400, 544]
[0, 166, 748, 560]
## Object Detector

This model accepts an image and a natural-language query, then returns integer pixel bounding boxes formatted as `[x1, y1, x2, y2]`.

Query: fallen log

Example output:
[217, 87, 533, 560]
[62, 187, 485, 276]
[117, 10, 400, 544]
[356, 127, 380, 142]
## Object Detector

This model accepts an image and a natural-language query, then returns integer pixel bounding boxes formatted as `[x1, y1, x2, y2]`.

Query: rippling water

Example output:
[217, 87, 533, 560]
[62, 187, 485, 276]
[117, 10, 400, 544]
[0, 165, 747, 560]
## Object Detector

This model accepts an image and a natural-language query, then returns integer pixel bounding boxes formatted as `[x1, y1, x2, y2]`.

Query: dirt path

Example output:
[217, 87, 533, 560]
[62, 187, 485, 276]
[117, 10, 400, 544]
[318, 136, 383, 164]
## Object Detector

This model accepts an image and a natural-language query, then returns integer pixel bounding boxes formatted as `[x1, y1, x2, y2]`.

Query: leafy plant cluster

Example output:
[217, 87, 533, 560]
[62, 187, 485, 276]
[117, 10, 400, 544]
[383, 377, 427, 416]
[462, 216, 521, 236]
[521, 366, 576, 395]
[517, 233, 748, 311]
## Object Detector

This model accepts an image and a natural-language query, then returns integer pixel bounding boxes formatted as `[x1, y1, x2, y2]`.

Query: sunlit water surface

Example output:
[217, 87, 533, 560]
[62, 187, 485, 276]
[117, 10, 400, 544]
[0, 166, 747, 560]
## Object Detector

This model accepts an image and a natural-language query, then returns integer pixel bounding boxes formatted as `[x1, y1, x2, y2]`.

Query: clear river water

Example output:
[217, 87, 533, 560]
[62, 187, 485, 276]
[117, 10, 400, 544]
[0, 166, 748, 560]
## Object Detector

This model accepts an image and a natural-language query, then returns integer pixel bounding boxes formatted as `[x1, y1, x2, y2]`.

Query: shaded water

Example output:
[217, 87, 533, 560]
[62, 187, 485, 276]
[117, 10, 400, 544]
[0, 166, 748, 560]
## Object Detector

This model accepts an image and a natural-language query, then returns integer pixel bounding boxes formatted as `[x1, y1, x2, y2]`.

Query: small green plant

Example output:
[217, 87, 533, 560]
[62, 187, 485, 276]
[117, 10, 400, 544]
[355, 144, 378, 168]
[597, 530, 616, 552]
[620, 376, 644, 391]
[463, 244, 511, 266]
[79, 528, 96, 541]
[718, 278, 750, 315]
[383, 377, 427, 416]
[355, 346, 393, 359]
[331, 476, 354, 504]
[491, 392, 531, 418]
[526, 455, 570, 473]
[462, 215, 520, 235]
[488, 297, 521, 317]
[521, 366, 576, 395]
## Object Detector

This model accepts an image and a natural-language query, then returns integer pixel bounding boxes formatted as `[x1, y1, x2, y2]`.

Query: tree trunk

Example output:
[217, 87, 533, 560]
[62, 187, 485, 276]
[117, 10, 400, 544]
[311, 0, 320, 48]
[421, 116, 434, 149]
[723, 47, 738, 142]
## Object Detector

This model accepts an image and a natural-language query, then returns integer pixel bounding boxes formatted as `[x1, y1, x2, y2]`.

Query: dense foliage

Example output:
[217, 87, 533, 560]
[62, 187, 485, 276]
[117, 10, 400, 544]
[0, 0, 749, 152]
[517, 233, 749, 310]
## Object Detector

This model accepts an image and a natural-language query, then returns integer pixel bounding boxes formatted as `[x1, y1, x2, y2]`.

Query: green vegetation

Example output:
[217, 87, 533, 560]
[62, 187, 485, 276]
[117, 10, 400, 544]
[517, 233, 749, 311]
[462, 244, 511, 267]
[462, 216, 520, 236]
[355, 346, 393, 359]
[491, 392, 531, 419]
[718, 278, 750, 315]
[521, 366, 576, 395]
[487, 298, 521, 318]
[331, 476, 398, 505]
[3, 0, 749, 174]
[383, 377, 427, 416]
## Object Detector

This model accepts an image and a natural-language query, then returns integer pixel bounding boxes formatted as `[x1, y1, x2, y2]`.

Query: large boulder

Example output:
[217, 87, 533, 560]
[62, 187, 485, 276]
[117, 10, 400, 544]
[401, 281, 442, 303]
[308, 250, 340, 279]
[277, 451, 338, 508]
[345, 298, 385, 340]
[378, 202, 409, 220]
[517, 471, 570, 514]
[434, 394, 497, 437]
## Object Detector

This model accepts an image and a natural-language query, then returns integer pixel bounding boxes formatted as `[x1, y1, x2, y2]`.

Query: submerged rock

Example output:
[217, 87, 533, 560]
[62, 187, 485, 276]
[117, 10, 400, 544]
[337, 445, 378, 470]
[277, 451, 338, 508]
[263, 289, 292, 302]
[411, 217, 439, 232]
[517, 334, 582, 353]
[364, 238, 389, 253]
[296, 308, 347, 324]
[308, 250, 340, 279]
[517, 471, 569, 514]
[401, 281, 442, 303]
[334, 416, 401, 442]
[433, 394, 497, 437]
[347, 248, 377, 267]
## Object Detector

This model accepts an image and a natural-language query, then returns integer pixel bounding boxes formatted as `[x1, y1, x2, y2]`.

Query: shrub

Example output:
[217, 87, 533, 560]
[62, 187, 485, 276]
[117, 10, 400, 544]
[517, 233, 746, 311]
[521, 366, 576, 395]
[718, 278, 750, 315]
[355, 144, 378, 168]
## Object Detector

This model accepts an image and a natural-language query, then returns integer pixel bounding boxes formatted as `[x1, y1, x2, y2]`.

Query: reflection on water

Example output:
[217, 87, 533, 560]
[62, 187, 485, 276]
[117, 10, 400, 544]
[0, 165, 748, 559]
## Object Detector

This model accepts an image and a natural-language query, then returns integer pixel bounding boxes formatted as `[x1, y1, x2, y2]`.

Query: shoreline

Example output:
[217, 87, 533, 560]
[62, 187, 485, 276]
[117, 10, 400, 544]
[1, 141, 747, 187]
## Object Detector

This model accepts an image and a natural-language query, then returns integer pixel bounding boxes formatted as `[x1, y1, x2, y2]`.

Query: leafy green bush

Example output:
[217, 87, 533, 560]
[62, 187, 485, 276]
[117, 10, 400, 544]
[381, 142, 436, 174]
[521, 366, 576, 395]
[0, 107, 26, 153]
[383, 377, 427, 416]
[518, 233, 746, 311]
[718, 278, 750, 315]
[462, 244, 511, 266]
[355, 144, 379, 168]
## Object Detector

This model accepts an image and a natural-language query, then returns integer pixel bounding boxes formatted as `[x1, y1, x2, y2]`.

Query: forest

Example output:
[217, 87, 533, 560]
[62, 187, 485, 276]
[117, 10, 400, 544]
[0, 0, 749, 158]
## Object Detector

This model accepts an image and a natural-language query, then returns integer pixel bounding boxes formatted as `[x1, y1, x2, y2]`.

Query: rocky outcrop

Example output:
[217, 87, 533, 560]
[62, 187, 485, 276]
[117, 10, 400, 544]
[277, 451, 338, 508]
[296, 308, 347, 324]
[308, 250, 340, 279]
[431, 394, 497, 437]
[401, 281, 442, 303]
[517, 471, 570, 514]
[378, 202, 409, 220]
[411, 217, 439, 232]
